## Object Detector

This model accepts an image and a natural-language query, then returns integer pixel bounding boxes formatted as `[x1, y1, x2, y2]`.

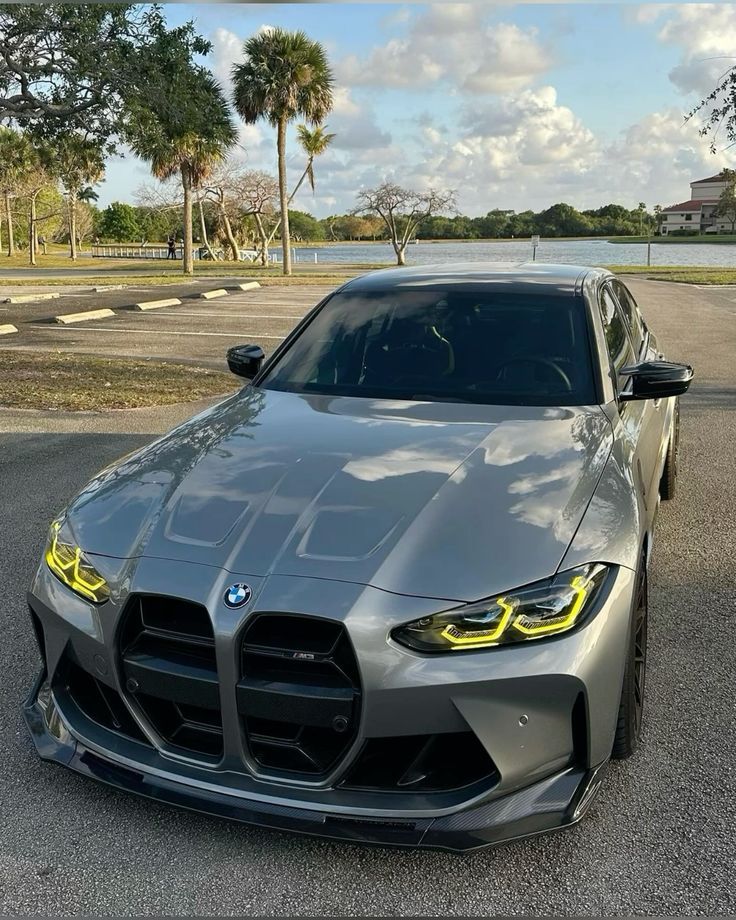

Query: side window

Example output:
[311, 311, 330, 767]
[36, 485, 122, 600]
[599, 286, 634, 385]
[612, 281, 645, 355]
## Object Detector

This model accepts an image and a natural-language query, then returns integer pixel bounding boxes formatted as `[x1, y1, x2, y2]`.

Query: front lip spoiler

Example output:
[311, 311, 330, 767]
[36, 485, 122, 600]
[24, 672, 606, 853]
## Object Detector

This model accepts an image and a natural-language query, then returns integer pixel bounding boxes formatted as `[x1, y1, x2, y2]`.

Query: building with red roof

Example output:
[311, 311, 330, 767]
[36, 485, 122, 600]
[660, 172, 732, 235]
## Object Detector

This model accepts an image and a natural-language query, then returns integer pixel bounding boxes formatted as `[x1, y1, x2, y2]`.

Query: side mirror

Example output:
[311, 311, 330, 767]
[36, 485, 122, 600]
[227, 344, 265, 380]
[620, 360, 693, 401]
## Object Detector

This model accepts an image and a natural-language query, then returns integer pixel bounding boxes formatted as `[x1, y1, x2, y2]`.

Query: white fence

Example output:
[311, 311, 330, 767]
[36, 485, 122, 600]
[91, 244, 265, 262]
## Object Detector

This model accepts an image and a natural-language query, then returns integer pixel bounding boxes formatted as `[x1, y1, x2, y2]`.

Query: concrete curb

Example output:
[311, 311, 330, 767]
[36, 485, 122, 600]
[92, 284, 126, 292]
[134, 298, 182, 311]
[0, 323, 19, 335]
[200, 289, 228, 300]
[3, 292, 61, 304]
[238, 281, 261, 291]
[55, 308, 116, 325]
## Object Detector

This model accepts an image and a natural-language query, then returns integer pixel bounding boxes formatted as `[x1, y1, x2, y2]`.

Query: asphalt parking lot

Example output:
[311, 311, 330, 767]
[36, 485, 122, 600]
[0, 278, 734, 915]
[1, 282, 337, 368]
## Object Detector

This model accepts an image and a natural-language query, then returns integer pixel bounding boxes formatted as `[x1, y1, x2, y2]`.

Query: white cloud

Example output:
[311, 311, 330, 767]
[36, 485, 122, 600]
[335, 5, 553, 93]
[651, 4, 736, 96]
[462, 25, 554, 94]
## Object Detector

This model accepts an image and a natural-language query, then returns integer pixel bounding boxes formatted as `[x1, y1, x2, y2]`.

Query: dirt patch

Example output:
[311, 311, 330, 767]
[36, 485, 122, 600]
[0, 351, 239, 411]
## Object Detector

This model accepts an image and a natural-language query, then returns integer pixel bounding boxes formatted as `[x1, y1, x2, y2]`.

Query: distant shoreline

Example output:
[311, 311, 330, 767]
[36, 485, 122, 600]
[292, 236, 736, 247]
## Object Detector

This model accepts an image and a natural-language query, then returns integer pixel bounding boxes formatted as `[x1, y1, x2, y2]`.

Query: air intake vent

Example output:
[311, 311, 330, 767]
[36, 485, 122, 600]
[340, 732, 498, 793]
[119, 595, 223, 760]
[54, 653, 151, 746]
[238, 615, 361, 777]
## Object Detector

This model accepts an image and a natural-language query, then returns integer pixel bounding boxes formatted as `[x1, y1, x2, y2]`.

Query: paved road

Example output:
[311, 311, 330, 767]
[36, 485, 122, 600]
[0, 279, 734, 915]
[2, 284, 338, 368]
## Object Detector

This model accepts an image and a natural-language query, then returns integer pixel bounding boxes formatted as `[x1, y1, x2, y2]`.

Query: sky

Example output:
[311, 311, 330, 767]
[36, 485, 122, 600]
[98, 2, 736, 217]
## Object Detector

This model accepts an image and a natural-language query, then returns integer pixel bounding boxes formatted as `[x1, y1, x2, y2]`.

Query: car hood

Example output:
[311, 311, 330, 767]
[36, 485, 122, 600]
[66, 388, 613, 603]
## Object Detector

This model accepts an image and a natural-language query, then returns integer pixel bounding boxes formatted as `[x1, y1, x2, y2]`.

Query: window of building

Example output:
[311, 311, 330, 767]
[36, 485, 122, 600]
[685, 214, 693, 221]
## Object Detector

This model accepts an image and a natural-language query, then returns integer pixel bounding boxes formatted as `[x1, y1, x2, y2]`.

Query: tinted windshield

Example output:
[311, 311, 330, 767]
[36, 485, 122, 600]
[260, 288, 597, 406]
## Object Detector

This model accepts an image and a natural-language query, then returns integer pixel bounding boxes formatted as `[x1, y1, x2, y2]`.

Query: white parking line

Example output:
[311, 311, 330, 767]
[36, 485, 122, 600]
[153, 311, 304, 319]
[46, 326, 285, 339]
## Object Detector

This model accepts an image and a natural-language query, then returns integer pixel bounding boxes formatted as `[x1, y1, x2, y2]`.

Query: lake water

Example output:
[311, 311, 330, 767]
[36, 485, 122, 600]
[285, 239, 736, 268]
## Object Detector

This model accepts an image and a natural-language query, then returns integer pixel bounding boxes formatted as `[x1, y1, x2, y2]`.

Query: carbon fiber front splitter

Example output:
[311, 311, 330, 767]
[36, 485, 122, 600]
[24, 673, 607, 853]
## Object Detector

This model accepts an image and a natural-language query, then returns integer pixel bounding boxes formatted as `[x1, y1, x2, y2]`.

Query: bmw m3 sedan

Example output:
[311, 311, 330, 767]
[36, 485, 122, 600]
[25, 263, 693, 851]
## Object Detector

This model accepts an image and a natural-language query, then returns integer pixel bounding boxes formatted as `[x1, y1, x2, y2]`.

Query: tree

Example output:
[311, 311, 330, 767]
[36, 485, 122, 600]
[235, 170, 280, 266]
[716, 169, 736, 233]
[51, 134, 105, 259]
[98, 202, 140, 242]
[288, 210, 325, 242]
[124, 26, 237, 274]
[355, 182, 456, 265]
[292, 124, 335, 200]
[653, 204, 664, 237]
[0, 128, 33, 256]
[637, 201, 647, 236]
[688, 68, 736, 152]
[233, 28, 334, 276]
[0, 5, 166, 142]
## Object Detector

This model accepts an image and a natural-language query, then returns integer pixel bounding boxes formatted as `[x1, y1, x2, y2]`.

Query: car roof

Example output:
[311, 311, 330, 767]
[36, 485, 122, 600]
[341, 262, 612, 297]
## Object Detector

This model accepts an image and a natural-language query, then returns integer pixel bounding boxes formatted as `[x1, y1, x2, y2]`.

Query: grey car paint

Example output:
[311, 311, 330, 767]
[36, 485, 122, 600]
[24, 263, 685, 850]
[63, 391, 613, 604]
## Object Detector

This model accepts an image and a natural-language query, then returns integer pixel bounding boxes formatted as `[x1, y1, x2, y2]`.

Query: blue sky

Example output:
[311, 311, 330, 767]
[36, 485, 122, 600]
[99, 3, 736, 216]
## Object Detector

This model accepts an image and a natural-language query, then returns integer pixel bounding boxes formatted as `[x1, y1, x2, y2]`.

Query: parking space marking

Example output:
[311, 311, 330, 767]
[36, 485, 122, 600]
[153, 311, 306, 319]
[46, 326, 285, 339]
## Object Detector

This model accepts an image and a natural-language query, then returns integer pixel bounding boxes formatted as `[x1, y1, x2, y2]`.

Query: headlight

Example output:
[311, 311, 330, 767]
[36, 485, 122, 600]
[392, 563, 609, 652]
[45, 519, 110, 604]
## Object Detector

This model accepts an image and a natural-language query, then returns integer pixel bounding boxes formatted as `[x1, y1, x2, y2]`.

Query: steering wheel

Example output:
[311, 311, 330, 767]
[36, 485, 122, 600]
[495, 355, 573, 391]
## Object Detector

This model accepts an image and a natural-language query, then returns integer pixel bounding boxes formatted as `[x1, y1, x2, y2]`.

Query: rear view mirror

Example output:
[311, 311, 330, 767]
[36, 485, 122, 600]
[620, 360, 693, 401]
[227, 344, 265, 379]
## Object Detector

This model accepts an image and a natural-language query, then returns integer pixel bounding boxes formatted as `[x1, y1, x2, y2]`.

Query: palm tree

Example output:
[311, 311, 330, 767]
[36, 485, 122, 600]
[0, 128, 33, 256]
[53, 135, 105, 260]
[293, 124, 336, 199]
[127, 70, 236, 274]
[260, 124, 335, 258]
[232, 28, 334, 276]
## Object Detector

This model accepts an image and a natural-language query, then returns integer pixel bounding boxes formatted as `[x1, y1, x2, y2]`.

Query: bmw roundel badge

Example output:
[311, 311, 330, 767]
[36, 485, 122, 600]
[224, 582, 252, 609]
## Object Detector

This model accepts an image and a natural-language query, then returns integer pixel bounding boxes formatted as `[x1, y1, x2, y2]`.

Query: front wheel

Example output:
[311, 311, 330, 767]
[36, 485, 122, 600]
[612, 563, 648, 760]
[659, 401, 680, 500]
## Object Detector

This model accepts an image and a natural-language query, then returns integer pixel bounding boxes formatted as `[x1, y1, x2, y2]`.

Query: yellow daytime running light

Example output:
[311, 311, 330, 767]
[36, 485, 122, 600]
[440, 597, 515, 647]
[45, 520, 110, 604]
[511, 574, 589, 636]
[392, 564, 609, 653]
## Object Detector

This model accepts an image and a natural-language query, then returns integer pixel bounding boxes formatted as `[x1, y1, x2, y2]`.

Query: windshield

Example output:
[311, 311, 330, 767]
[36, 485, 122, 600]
[259, 288, 597, 406]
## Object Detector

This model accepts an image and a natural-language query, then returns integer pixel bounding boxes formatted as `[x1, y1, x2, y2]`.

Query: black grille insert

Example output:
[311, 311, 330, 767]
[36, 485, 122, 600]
[56, 655, 151, 746]
[238, 614, 361, 777]
[340, 732, 498, 793]
[119, 595, 223, 760]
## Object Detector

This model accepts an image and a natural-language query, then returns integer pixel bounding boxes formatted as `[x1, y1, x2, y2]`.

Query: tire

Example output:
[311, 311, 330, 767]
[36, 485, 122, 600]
[612, 562, 648, 760]
[659, 400, 680, 501]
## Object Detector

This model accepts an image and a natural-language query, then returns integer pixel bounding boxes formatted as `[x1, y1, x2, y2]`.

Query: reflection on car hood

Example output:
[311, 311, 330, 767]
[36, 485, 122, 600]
[66, 388, 613, 602]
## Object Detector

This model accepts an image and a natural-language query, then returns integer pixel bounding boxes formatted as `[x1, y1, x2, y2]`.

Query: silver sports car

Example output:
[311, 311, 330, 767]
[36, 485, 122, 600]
[25, 263, 693, 851]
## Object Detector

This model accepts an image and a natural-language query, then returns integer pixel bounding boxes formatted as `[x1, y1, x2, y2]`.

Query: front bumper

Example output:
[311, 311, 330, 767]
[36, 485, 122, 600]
[25, 558, 636, 852]
[25, 672, 606, 851]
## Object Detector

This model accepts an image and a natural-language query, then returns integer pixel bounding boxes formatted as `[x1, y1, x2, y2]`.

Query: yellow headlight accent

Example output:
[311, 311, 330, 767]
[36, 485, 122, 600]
[440, 597, 515, 647]
[511, 574, 589, 636]
[45, 521, 109, 603]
